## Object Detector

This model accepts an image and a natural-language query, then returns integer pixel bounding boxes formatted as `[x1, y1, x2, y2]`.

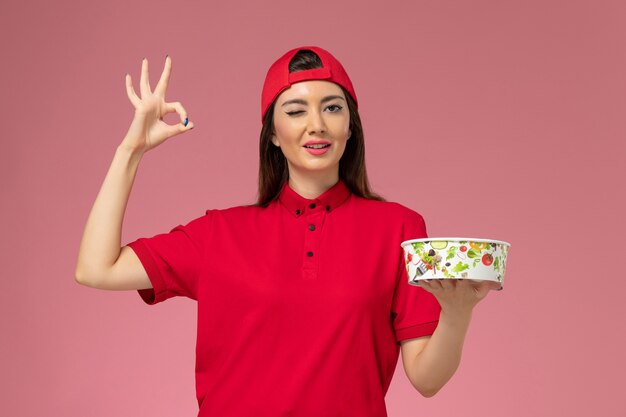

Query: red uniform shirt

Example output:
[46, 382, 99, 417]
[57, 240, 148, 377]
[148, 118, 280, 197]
[127, 179, 441, 416]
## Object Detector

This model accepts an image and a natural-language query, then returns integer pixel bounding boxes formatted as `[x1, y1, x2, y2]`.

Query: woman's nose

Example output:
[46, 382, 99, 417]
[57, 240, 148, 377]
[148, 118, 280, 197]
[307, 109, 327, 134]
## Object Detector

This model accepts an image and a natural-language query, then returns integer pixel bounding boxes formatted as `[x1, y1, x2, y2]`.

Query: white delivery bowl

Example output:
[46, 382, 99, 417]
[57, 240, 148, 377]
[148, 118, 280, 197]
[401, 238, 511, 287]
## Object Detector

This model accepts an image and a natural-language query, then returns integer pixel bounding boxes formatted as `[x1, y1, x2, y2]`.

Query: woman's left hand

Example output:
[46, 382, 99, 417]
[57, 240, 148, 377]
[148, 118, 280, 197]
[418, 279, 501, 315]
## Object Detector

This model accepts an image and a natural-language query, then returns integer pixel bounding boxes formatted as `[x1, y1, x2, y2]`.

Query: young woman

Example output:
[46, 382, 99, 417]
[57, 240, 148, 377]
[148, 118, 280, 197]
[75, 45, 499, 416]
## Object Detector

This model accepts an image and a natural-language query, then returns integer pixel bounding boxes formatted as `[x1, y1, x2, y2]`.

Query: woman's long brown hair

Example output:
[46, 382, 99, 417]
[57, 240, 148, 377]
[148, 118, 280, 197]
[255, 49, 385, 207]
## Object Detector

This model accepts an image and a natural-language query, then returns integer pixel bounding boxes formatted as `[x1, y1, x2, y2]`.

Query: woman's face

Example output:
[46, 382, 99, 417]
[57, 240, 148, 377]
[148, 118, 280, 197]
[271, 80, 351, 182]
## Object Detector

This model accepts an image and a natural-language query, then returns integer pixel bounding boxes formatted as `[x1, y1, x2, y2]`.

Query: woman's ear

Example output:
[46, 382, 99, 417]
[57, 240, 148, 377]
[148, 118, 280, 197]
[271, 133, 280, 147]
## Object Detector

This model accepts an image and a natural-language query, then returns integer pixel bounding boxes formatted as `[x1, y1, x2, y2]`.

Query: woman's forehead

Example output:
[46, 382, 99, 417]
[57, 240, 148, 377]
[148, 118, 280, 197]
[277, 80, 345, 104]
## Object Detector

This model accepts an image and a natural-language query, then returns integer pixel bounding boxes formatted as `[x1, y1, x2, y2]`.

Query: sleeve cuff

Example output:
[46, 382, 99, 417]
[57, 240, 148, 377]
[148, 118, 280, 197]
[127, 239, 167, 305]
[395, 320, 439, 343]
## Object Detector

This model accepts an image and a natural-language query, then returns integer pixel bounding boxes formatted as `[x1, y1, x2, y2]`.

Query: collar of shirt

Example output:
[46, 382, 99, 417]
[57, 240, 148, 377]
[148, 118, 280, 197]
[278, 179, 351, 217]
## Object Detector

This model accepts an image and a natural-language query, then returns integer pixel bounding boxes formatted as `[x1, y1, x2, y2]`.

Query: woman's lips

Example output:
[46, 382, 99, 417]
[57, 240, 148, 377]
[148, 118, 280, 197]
[303, 144, 331, 155]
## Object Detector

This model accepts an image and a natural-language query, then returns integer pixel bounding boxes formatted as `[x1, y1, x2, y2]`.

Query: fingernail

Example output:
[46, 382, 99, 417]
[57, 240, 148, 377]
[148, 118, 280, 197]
[184, 118, 188, 127]
[166, 53, 169, 58]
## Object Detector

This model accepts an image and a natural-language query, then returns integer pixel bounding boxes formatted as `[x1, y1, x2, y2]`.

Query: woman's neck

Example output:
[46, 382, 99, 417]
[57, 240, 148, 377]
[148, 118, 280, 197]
[288, 171, 339, 199]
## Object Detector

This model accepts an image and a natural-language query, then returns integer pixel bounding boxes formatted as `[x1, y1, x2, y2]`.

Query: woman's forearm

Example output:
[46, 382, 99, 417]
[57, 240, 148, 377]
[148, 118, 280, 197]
[75, 145, 143, 284]
[409, 309, 472, 397]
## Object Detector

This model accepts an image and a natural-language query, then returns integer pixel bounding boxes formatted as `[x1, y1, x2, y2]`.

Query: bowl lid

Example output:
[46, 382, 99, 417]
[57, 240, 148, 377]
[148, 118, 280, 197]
[401, 237, 511, 247]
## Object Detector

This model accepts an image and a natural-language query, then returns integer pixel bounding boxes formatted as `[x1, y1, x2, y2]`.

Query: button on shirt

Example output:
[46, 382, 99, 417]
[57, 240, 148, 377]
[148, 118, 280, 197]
[126, 179, 441, 417]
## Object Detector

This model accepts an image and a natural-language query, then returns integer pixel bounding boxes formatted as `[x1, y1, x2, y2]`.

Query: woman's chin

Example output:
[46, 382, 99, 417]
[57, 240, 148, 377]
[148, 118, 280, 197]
[289, 162, 340, 176]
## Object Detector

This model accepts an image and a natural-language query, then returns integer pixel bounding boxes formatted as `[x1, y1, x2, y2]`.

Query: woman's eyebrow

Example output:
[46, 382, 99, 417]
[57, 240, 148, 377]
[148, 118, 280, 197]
[281, 95, 345, 107]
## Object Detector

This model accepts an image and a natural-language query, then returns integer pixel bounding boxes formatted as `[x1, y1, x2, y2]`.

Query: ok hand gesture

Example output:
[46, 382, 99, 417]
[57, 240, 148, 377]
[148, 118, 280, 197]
[121, 56, 194, 154]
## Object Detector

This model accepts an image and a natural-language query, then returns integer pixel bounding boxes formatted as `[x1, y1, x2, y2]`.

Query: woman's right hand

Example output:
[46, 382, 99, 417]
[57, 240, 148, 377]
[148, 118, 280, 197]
[120, 56, 194, 154]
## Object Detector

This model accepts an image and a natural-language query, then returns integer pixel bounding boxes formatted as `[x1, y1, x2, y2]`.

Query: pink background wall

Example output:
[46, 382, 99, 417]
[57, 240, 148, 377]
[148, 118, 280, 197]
[2, 0, 624, 415]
